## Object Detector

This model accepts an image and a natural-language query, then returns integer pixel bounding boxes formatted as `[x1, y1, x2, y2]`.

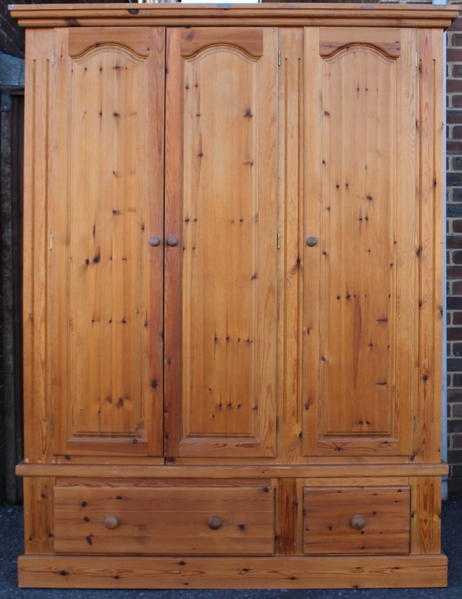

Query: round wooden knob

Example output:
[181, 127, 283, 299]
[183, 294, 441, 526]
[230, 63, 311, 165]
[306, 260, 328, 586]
[208, 515, 223, 530]
[166, 235, 179, 247]
[104, 515, 120, 530]
[350, 514, 366, 531]
[148, 235, 162, 247]
[305, 236, 319, 247]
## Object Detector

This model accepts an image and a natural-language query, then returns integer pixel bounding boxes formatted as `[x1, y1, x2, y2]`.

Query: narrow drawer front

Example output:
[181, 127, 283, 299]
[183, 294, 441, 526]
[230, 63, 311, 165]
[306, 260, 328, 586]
[303, 486, 410, 555]
[54, 484, 275, 555]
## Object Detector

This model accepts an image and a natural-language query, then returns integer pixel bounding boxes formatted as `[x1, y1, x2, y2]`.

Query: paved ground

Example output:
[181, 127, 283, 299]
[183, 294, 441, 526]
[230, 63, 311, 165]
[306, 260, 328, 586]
[0, 497, 460, 598]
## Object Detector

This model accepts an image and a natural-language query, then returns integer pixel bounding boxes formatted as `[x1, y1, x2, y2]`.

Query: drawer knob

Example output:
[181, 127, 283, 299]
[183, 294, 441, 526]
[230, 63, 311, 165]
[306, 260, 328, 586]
[148, 235, 162, 247]
[208, 515, 224, 530]
[305, 236, 319, 247]
[104, 515, 120, 530]
[350, 514, 366, 531]
[166, 235, 179, 247]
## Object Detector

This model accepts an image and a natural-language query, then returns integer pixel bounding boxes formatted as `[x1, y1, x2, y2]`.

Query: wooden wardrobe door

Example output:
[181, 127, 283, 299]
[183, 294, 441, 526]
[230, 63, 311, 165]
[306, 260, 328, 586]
[302, 28, 419, 457]
[47, 28, 165, 456]
[164, 28, 279, 458]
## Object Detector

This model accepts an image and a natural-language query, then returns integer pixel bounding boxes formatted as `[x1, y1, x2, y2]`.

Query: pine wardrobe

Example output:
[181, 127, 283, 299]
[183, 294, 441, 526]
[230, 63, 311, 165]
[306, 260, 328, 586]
[11, 2, 457, 590]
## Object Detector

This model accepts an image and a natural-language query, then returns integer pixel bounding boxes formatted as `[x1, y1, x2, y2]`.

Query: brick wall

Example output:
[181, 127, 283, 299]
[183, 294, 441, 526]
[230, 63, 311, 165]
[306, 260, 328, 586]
[0, 0, 23, 56]
[447, 13, 462, 494]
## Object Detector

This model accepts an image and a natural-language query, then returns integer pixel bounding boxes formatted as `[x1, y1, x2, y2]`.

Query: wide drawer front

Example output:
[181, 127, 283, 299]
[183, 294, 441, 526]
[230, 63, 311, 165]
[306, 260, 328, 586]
[54, 483, 275, 555]
[303, 486, 410, 555]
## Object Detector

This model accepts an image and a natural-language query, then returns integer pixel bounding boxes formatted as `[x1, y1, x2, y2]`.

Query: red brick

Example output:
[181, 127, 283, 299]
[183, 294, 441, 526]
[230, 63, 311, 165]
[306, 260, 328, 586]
[448, 236, 462, 250]
[452, 404, 462, 418]
[448, 110, 462, 124]
[452, 434, 462, 449]
[448, 49, 462, 62]
[453, 125, 462, 139]
[448, 79, 462, 93]
[448, 327, 462, 341]
[448, 388, 462, 401]
[448, 176, 462, 189]
[452, 373, 462, 387]
[453, 220, 462, 233]
[448, 267, 462, 280]
[451, 96, 462, 109]
[447, 141, 462, 154]
[452, 157, 462, 171]
[449, 418, 462, 433]
[452, 342, 462, 357]
[454, 312, 462, 326]
[450, 17, 462, 32]
[453, 282, 462, 295]
[451, 190, 462, 203]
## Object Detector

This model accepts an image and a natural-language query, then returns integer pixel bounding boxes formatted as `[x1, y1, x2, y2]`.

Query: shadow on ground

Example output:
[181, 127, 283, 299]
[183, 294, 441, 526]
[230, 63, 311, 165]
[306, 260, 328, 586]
[0, 497, 459, 598]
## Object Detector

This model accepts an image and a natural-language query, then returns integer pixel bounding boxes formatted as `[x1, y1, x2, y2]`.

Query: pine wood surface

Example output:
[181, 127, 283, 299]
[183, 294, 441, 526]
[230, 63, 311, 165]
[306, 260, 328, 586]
[15, 4, 454, 588]
[54, 484, 275, 555]
[164, 26, 278, 458]
[18, 554, 448, 589]
[303, 486, 411, 555]
[17, 462, 449, 477]
[9, 4, 459, 30]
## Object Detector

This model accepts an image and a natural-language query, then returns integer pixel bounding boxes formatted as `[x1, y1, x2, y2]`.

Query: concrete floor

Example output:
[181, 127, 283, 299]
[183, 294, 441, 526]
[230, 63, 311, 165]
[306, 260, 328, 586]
[0, 497, 460, 598]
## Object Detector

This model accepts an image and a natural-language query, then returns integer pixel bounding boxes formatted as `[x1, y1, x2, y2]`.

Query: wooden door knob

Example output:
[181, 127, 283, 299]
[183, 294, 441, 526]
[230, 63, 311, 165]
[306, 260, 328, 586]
[104, 515, 120, 530]
[305, 236, 319, 247]
[166, 235, 179, 247]
[208, 515, 223, 530]
[350, 514, 366, 531]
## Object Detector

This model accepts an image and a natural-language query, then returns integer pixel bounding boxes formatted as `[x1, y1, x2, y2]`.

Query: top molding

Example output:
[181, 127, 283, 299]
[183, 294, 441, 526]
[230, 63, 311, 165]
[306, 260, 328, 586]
[9, 3, 459, 30]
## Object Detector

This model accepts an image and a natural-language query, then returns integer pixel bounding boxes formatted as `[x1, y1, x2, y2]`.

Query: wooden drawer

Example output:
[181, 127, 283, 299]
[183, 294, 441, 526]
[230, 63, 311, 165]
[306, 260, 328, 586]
[303, 486, 410, 555]
[54, 483, 275, 555]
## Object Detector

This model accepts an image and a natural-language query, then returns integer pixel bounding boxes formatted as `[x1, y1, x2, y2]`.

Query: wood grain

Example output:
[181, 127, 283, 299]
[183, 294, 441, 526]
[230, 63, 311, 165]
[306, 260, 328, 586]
[17, 15, 449, 591]
[46, 27, 165, 456]
[17, 463, 449, 478]
[278, 28, 304, 463]
[164, 27, 279, 458]
[302, 27, 419, 457]
[413, 29, 444, 464]
[180, 28, 263, 58]
[319, 28, 400, 59]
[303, 486, 410, 555]
[68, 27, 154, 58]
[23, 29, 55, 462]
[9, 4, 458, 30]
[23, 477, 54, 554]
[54, 484, 275, 555]
[410, 476, 442, 554]
[275, 478, 297, 554]
[18, 554, 448, 589]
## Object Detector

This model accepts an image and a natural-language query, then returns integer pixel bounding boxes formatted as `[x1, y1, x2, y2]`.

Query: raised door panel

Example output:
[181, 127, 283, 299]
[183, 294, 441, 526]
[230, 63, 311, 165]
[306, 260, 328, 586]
[302, 28, 418, 457]
[165, 28, 279, 458]
[47, 28, 165, 455]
